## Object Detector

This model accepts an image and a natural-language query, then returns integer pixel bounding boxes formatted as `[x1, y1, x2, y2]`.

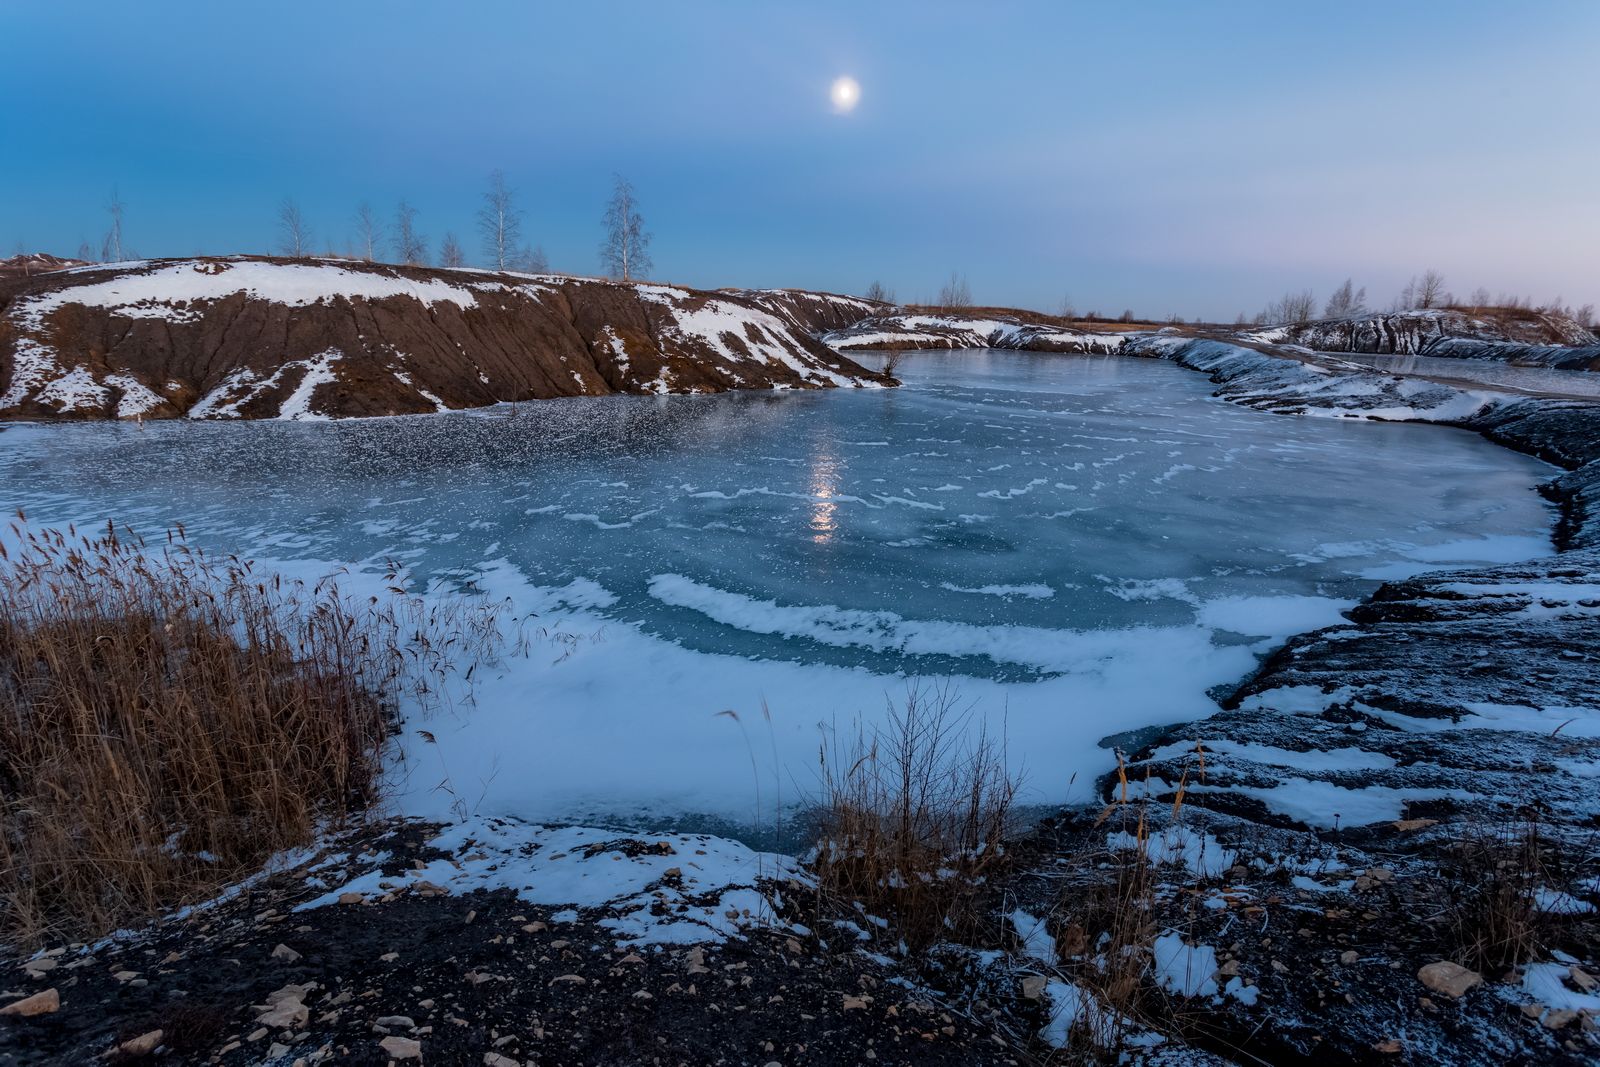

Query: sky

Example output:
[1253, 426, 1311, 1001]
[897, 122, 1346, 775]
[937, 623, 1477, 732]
[2, 1, 1597, 319]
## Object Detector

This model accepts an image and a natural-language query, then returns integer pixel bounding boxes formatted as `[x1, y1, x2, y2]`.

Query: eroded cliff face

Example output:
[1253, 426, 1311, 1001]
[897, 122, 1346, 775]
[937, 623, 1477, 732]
[0, 258, 889, 421]
[1245, 307, 1598, 355]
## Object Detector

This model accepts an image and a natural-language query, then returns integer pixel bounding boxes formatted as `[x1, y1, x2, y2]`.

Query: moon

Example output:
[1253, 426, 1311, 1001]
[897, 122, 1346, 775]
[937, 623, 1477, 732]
[830, 75, 861, 113]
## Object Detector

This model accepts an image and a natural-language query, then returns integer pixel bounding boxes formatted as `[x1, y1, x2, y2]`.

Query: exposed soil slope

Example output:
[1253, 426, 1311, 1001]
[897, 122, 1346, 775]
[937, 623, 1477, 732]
[0, 258, 888, 421]
[0, 254, 88, 280]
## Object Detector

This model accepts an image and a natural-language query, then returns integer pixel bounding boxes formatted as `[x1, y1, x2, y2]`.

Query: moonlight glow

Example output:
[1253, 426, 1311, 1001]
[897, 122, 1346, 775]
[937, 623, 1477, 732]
[830, 76, 860, 113]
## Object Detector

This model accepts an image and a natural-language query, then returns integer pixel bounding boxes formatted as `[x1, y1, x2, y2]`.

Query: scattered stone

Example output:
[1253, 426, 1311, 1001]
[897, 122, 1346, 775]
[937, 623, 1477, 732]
[111, 970, 139, 983]
[0, 988, 59, 1017]
[337, 892, 365, 905]
[22, 958, 57, 977]
[484, 1054, 519, 1067]
[1571, 966, 1598, 993]
[1544, 1009, 1580, 1030]
[1392, 818, 1438, 833]
[380, 1035, 423, 1060]
[256, 983, 314, 1029]
[1417, 962, 1482, 999]
[116, 1028, 163, 1056]
[1340, 950, 1360, 965]
[1020, 976, 1048, 1001]
[520, 922, 547, 934]
[376, 1015, 416, 1030]
[549, 975, 586, 987]
[271, 943, 302, 963]
[684, 947, 710, 975]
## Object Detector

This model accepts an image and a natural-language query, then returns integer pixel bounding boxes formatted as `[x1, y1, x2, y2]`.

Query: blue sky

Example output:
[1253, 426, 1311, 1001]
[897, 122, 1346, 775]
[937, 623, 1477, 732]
[3, 1, 1597, 318]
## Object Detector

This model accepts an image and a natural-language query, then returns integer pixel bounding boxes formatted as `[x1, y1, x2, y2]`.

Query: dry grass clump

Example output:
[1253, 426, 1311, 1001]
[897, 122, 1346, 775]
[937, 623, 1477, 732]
[1440, 811, 1561, 971]
[1041, 749, 1217, 1060]
[0, 517, 513, 946]
[811, 682, 1018, 950]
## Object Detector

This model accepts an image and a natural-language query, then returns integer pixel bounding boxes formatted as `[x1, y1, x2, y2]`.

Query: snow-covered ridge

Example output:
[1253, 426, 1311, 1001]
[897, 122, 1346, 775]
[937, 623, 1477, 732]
[12, 260, 481, 331]
[823, 311, 1127, 354]
[0, 257, 886, 421]
[1242, 306, 1597, 355]
[1124, 335, 1503, 423]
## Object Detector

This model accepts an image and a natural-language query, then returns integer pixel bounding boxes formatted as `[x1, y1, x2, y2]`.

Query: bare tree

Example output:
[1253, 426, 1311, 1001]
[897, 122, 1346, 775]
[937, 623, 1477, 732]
[353, 202, 384, 262]
[937, 272, 971, 309]
[509, 244, 548, 273]
[864, 280, 894, 303]
[393, 201, 427, 266]
[1575, 304, 1595, 329]
[1058, 294, 1076, 320]
[439, 232, 465, 268]
[1416, 270, 1446, 309]
[1262, 290, 1316, 324]
[599, 174, 652, 281]
[76, 240, 94, 262]
[477, 170, 524, 272]
[1468, 286, 1492, 313]
[277, 198, 312, 257]
[881, 344, 906, 379]
[101, 188, 125, 263]
[1118, 309, 1136, 323]
[1323, 278, 1367, 318]
[1392, 277, 1417, 312]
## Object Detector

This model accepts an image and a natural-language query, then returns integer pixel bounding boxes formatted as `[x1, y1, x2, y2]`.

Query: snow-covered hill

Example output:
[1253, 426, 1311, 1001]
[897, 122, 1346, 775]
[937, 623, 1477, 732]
[0, 258, 888, 421]
[823, 311, 1128, 353]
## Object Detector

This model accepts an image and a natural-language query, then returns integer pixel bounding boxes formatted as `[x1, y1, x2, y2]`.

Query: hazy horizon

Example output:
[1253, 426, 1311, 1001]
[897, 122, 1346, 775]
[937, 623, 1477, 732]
[3, 1, 1597, 319]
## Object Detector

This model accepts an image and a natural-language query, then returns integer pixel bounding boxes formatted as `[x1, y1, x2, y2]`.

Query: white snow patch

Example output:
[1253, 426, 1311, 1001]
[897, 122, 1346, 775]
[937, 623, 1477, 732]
[296, 816, 806, 946]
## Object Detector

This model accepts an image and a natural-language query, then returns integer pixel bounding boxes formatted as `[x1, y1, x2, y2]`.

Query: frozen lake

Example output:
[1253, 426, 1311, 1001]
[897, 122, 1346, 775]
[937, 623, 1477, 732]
[0, 351, 1560, 828]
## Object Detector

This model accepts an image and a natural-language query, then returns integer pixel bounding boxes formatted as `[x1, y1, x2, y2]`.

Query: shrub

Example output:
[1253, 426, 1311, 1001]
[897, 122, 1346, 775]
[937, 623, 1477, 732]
[0, 517, 510, 945]
[811, 681, 1017, 949]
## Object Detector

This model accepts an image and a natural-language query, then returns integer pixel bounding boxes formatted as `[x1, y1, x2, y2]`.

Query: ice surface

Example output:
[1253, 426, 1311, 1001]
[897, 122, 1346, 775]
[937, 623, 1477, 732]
[0, 351, 1558, 827]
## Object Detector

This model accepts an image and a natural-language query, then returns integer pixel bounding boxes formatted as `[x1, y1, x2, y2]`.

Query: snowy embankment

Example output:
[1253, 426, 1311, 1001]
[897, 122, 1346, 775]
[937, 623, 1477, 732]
[1242, 306, 1597, 355]
[823, 311, 1126, 353]
[1124, 334, 1504, 422]
[0, 257, 887, 421]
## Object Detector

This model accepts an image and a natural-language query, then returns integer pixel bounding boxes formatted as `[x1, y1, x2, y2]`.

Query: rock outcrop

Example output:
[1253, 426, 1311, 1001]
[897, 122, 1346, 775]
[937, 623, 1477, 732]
[1245, 307, 1597, 356]
[0, 258, 889, 421]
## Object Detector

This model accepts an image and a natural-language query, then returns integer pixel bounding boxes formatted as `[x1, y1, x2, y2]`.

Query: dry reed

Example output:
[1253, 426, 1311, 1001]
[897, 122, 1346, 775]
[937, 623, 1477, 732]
[0, 516, 517, 946]
[811, 681, 1018, 950]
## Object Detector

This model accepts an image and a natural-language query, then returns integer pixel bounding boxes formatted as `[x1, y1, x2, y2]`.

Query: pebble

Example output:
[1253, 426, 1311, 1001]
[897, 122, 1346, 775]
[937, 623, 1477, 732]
[271, 943, 302, 963]
[117, 1029, 163, 1056]
[0, 988, 59, 1017]
[1417, 961, 1482, 999]
[376, 1015, 416, 1030]
[380, 1035, 423, 1060]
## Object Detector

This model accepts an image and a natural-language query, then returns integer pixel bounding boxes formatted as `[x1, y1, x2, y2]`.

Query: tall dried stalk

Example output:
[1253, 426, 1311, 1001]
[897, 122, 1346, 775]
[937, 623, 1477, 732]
[0, 516, 518, 946]
[812, 681, 1018, 949]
